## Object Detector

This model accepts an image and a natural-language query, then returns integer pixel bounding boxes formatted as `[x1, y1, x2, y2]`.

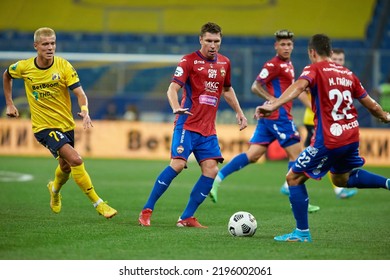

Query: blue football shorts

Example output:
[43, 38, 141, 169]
[292, 141, 365, 179]
[171, 128, 224, 163]
[250, 118, 301, 148]
[34, 129, 74, 159]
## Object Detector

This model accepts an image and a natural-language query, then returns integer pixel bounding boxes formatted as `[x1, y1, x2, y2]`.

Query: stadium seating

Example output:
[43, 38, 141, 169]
[0, 0, 389, 126]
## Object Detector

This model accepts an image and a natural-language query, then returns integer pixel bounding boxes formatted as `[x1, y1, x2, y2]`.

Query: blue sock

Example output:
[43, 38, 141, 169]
[289, 184, 309, 230]
[218, 153, 249, 180]
[180, 175, 214, 220]
[347, 169, 389, 190]
[144, 166, 178, 210]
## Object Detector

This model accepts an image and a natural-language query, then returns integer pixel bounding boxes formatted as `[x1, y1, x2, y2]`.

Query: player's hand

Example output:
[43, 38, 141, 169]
[77, 111, 93, 129]
[380, 112, 390, 123]
[173, 108, 193, 115]
[254, 101, 274, 120]
[6, 104, 19, 118]
[237, 114, 248, 131]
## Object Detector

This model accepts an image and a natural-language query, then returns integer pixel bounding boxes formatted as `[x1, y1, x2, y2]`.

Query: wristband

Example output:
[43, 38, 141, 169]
[81, 105, 89, 112]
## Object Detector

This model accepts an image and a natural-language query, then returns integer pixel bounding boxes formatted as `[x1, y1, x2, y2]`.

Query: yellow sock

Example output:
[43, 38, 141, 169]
[53, 165, 70, 192]
[71, 163, 100, 204]
[328, 172, 342, 194]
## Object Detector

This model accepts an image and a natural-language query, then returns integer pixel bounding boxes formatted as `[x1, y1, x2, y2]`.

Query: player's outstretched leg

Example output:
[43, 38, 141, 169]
[347, 169, 389, 190]
[71, 163, 117, 219]
[209, 174, 222, 203]
[209, 153, 250, 203]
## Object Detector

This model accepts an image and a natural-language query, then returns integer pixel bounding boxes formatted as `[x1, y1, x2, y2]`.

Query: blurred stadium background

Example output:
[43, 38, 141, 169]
[0, 0, 389, 126]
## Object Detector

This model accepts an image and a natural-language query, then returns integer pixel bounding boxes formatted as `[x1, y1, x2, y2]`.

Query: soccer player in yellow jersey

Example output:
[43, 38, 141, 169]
[282, 48, 357, 199]
[2, 27, 117, 218]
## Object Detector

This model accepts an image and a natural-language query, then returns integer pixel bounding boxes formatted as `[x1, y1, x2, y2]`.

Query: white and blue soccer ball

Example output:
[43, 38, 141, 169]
[228, 211, 257, 237]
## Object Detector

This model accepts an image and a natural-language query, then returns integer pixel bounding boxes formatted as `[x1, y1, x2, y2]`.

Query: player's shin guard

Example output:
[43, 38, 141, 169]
[289, 184, 309, 230]
[53, 165, 70, 192]
[347, 169, 389, 190]
[71, 163, 100, 203]
[180, 175, 214, 220]
[144, 166, 178, 210]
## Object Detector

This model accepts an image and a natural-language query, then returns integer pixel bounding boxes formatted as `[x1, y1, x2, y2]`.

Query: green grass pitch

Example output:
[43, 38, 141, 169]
[0, 156, 389, 260]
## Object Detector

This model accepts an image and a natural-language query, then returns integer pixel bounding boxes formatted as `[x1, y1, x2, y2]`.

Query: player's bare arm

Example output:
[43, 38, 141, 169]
[223, 86, 248, 131]
[73, 86, 93, 129]
[3, 69, 19, 118]
[256, 79, 308, 119]
[167, 82, 193, 115]
[359, 94, 390, 123]
[251, 80, 276, 102]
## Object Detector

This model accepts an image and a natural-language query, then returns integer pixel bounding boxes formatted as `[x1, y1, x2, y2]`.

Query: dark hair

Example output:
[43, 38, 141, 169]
[332, 48, 345, 55]
[200, 22, 222, 37]
[274, 29, 294, 41]
[308, 34, 332, 57]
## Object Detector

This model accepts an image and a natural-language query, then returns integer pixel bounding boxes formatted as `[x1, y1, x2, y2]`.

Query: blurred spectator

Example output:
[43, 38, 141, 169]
[103, 103, 120, 120]
[123, 104, 139, 121]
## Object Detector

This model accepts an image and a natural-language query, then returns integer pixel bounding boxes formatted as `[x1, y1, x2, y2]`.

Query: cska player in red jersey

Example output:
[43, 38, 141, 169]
[209, 29, 320, 213]
[138, 22, 248, 228]
[257, 34, 390, 242]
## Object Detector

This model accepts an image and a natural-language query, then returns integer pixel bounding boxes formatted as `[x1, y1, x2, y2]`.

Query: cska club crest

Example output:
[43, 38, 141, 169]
[220, 67, 226, 77]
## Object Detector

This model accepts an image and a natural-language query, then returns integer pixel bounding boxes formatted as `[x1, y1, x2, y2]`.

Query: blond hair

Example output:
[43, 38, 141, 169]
[34, 27, 56, 43]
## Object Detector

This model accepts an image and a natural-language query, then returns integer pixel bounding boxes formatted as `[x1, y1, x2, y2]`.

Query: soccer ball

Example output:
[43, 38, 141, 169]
[228, 211, 257, 237]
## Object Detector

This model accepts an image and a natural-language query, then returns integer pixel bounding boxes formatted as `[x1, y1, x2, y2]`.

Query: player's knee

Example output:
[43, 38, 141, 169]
[331, 175, 348, 188]
[69, 155, 83, 167]
[286, 172, 306, 186]
[170, 159, 186, 173]
[246, 150, 263, 163]
[60, 163, 71, 173]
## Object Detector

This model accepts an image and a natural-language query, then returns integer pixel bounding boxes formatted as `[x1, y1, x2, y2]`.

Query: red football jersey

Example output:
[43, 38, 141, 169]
[172, 50, 231, 136]
[255, 55, 295, 120]
[298, 60, 367, 149]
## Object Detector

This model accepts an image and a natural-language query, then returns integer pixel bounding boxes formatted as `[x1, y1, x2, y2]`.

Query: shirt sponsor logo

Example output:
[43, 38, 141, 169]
[199, 94, 218, 107]
[32, 82, 59, 90]
[194, 60, 205, 64]
[330, 120, 359, 136]
[204, 81, 219, 93]
[208, 69, 217, 79]
[11, 62, 18, 70]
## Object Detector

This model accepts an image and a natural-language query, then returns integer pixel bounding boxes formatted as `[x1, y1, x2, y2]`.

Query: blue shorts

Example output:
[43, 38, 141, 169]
[34, 129, 74, 159]
[292, 142, 365, 179]
[250, 118, 300, 148]
[171, 128, 223, 164]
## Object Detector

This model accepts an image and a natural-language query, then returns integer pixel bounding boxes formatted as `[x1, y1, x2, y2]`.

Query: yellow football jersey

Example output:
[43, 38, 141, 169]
[303, 92, 314, 125]
[7, 56, 80, 133]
